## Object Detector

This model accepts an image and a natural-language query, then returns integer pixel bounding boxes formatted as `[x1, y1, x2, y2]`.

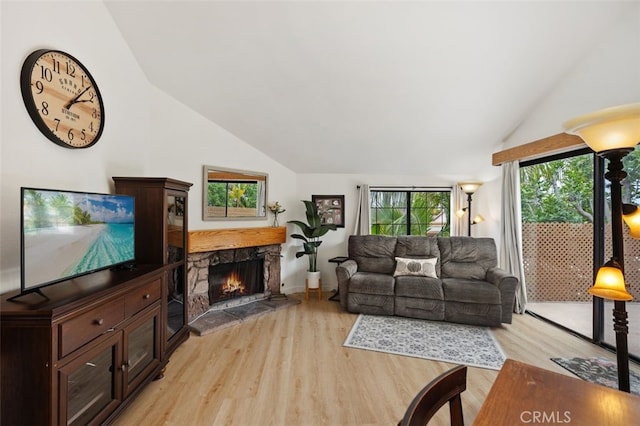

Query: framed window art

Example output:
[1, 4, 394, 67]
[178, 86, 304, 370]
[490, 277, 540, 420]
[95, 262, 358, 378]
[312, 195, 345, 228]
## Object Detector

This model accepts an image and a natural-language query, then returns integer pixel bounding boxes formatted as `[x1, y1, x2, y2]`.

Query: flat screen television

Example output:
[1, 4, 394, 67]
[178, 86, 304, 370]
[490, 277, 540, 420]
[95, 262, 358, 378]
[20, 187, 135, 295]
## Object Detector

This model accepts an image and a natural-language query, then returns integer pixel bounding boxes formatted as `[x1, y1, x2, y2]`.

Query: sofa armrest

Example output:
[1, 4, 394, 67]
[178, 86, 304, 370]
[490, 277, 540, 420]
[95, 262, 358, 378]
[336, 259, 358, 309]
[486, 267, 519, 323]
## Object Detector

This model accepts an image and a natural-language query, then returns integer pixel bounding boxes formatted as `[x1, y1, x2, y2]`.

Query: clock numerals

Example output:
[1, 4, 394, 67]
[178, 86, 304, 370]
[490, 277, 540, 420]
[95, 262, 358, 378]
[40, 101, 49, 116]
[52, 57, 60, 75]
[65, 61, 76, 78]
[39, 65, 53, 82]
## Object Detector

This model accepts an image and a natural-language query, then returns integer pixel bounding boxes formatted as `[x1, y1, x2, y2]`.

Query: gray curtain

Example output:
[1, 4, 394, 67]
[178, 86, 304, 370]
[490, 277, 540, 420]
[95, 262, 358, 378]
[451, 185, 466, 237]
[353, 184, 370, 235]
[500, 161, 527, 314]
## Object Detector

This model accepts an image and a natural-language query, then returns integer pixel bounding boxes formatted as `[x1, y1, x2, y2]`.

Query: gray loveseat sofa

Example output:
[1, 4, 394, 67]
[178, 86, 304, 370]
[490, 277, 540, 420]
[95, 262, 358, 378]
[335, 235, 518, 326]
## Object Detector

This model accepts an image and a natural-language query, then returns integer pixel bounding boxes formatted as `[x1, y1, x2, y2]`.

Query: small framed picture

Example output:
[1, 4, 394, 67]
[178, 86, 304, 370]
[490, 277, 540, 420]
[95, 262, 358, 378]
[312, 195, 345, 228]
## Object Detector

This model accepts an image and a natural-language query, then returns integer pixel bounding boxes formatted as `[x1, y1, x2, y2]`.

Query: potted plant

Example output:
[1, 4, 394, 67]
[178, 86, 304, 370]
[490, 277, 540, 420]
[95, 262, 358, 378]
[288, 200, 338, 288]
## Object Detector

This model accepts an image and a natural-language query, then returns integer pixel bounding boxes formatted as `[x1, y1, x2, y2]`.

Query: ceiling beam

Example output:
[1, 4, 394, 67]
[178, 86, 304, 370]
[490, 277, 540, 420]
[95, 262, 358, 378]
[492, 133, 585, 166]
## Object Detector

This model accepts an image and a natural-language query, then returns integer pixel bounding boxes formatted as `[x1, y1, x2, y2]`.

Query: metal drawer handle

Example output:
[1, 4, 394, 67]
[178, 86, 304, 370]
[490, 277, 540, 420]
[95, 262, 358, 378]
[95, 318, 104, 326]
[143, 293, 151, 299]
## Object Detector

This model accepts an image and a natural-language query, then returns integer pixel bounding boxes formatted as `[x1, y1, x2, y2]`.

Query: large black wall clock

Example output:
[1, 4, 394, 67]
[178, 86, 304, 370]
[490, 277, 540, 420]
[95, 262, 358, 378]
[20, 49, 105, 149]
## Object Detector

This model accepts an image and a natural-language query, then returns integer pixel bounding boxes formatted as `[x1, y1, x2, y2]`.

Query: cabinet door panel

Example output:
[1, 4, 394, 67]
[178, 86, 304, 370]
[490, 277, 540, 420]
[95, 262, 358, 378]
[59, 333, 122, 426]
[123, 304, 161, 396]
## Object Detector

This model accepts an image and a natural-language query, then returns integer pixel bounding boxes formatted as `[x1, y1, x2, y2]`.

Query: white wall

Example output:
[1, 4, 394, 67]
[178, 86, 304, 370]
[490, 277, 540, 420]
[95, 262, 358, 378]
[0, 1, 298, 294]
[503, 5, 640, 149]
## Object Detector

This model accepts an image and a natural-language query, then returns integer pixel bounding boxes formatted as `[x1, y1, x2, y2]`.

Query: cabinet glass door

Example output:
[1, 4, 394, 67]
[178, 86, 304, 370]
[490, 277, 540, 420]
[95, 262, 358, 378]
[166, 193, 186, 341]
[62, 335, 120, 426]
[124, 306, 161, 395]
[167, 194, 185, 262]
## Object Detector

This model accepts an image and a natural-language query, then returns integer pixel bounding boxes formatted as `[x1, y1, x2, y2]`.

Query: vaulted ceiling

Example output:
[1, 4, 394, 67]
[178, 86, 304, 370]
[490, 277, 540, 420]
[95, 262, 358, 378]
[105, 1, 630, 178]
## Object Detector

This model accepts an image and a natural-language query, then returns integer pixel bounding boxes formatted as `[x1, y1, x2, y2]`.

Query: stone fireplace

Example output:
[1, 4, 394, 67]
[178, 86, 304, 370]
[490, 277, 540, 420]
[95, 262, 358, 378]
[186, 227, 286, 322]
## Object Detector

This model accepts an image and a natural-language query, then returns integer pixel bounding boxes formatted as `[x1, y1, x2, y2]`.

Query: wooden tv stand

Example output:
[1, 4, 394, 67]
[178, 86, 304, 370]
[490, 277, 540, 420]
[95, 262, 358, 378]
[0, 264, 178, 425]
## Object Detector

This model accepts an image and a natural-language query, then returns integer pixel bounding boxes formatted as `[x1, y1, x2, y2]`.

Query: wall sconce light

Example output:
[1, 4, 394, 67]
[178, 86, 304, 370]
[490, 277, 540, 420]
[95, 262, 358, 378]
[622, 204, 640, 238]
[457, 182, 483, 236]
[564, 102, 640, 393]
[472, 214, 485, 225]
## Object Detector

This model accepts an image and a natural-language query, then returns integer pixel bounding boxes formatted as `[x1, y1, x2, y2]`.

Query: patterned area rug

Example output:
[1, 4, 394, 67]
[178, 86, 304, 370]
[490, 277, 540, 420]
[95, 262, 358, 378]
[551, 356, 640, 395]
[343, 314, 505, 370]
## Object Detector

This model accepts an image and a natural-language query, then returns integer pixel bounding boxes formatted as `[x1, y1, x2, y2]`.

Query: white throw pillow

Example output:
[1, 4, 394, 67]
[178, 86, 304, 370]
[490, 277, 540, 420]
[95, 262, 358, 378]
[393, 257, 438, 278]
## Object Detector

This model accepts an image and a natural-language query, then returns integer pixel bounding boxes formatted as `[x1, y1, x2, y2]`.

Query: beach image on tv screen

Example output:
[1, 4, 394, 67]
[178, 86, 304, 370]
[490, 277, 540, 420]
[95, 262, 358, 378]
[22, 188, 135, 289]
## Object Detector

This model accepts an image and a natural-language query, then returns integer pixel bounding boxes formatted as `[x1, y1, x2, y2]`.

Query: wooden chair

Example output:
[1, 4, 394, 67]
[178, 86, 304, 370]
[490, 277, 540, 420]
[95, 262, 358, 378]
[398, 365, 467, 426]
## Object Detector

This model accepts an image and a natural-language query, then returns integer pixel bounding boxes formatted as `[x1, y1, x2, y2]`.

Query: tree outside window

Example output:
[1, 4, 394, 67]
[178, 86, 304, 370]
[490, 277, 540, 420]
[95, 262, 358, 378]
[370, 190, 450, 236]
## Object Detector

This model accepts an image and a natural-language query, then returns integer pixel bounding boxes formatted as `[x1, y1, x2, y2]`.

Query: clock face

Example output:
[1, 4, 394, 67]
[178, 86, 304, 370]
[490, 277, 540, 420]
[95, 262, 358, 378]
[20, 49, 104, 149]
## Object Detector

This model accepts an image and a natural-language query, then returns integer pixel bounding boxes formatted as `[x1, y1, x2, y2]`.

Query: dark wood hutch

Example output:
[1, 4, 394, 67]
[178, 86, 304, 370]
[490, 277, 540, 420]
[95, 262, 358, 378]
[113, 177, 193, 358]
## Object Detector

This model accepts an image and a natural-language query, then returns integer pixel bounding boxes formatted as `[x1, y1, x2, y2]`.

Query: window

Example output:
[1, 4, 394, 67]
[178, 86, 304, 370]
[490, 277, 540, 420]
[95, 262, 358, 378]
[206, 180, 261, 217]
[370, 189, 451, 236]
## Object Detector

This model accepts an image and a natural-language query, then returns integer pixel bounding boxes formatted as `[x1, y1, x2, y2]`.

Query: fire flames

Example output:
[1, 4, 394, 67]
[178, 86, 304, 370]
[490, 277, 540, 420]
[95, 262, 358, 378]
[222, 272, 246, 296]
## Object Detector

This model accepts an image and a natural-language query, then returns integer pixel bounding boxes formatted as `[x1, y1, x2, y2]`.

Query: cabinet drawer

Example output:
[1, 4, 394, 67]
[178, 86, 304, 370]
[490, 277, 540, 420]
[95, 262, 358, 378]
[60, 298, 125, 358]
[125, 278, 162, 317]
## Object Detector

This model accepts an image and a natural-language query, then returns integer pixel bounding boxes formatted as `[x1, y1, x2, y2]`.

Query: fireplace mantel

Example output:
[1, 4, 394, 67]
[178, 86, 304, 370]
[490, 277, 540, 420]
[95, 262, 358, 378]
[187, 226, 286, 253]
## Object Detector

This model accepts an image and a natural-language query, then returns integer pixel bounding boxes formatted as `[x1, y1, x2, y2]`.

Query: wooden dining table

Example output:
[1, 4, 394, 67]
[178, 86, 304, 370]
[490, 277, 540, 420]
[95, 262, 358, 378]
[474, 358, 640, 425]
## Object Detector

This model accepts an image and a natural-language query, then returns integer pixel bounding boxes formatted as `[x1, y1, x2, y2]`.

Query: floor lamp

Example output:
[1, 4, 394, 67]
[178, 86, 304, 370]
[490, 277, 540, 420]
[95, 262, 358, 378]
[457, 182, 484, 236]
[564, 103, 640, 393]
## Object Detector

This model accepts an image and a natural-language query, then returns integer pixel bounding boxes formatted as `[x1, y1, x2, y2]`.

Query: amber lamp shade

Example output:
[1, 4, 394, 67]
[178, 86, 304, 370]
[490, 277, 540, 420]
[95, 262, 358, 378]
[589, 260, 633, 301]
[622, 204, 640, 239]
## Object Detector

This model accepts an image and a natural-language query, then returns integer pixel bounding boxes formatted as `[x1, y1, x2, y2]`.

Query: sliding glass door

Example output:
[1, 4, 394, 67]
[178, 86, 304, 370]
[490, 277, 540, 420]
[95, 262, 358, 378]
[521, 151, 595, 338]
[520, 149, 639, 360]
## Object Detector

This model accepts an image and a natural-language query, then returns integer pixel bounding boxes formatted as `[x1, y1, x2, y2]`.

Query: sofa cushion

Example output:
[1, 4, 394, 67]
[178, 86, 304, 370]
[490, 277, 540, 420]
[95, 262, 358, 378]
[442, 278, 500, 304]
[393, 257, 438, 278]
[445, 301, 502, 327]
[347, 294, 395, 316]
[395, 236, 441, 276]
[438, 237, 497, 279]
[349, 272, 395, 295]
[348, 235, 397, 274]
[395, 275, 443, 299]
[395, 297, 445, 321]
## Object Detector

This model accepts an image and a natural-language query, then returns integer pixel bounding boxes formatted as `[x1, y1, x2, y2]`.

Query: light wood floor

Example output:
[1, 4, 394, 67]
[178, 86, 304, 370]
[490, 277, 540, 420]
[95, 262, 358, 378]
[114, 293, 640, 426]
[527, 301, 640, 356]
